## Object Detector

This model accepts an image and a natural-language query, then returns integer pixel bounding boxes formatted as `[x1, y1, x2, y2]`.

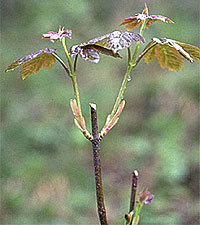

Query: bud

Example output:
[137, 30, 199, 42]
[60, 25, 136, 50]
[138, 187, 154, 205]
[70, 99, 93, 141]
[100, 100, 125, 139]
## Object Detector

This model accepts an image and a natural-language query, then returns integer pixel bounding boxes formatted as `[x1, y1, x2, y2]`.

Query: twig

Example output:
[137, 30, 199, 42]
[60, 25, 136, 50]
[135, 42, 157, 66]
[52, 53, 70, 75]
[90, 103, 108, 225]
[129, 170, 139, 225]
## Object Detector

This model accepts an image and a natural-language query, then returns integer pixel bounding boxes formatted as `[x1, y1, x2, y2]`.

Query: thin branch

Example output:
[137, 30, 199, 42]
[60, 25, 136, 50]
[73, 54, 79, 73]
[110, 21, 147, 120]
[52, 53, 70, 75]
[127, 47, 131, 65]
[71, 73, 83, 121]
[124, 170, 139, 225]
[110, 65, 134, 118]
[61, 37, 73, 73]
[90, 103, 108, 225]
[135, 42, 157, 66]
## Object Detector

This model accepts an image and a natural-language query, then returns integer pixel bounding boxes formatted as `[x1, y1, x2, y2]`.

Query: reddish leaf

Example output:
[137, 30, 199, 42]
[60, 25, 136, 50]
[43, 53, 57, 70]
[5, 48, 57, 80]
[120, 3, 174, 30]
[42, 26, 72, 43]
[142, 2, 149, 16]
[146, 15, 174, 28]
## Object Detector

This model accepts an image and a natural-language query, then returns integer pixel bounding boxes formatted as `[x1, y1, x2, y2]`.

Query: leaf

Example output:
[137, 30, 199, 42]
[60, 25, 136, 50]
[146, 15, 174, 28]
[42, 26, 72, 43]
[120, 3, 174, 30]
[107, 31, 145, 53]
[79, 33, 110, 48]
[80, 47, 101, 63]
[176, 43, 200, 62]
[142, 41, 157, 64]
[69, 31, 144, 63]
[142, 38, 199, 71]
[86, 45, 122, 58]
[5, 48, 57, 80]
[155, 44, 183, 71]
[43, 53, 57, 70]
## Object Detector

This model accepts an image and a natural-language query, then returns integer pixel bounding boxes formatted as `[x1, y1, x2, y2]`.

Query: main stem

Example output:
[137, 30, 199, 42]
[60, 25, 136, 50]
[90, 103, 108, 225]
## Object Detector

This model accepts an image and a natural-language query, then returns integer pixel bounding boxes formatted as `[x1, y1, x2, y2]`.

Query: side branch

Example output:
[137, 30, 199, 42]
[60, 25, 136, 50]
[90, 103, 108, 225]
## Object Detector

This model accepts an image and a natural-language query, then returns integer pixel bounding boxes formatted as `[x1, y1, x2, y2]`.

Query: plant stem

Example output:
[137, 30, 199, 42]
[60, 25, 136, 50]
[135, 42, 157, 66]
[52, 53, 70, 75]
[61, 37, 73, 73]
[90, 103, 108, 225]
[60, 37, 83, 120]
[110, 21, 147, 119]
[110, 64, 135, 118]
[129, 171, 139, 225]
[129, 170, 138, 213]
[132, 202, 144, 225]
[71, 72, 83, 120]
[73, 54, 79, 73]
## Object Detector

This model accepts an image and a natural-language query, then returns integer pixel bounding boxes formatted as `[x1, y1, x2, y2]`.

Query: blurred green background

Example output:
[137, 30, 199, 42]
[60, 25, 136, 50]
[1, 0, 199, 224]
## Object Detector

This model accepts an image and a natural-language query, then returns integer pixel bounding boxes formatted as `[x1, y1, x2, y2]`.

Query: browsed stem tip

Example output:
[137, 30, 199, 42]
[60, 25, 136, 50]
[133, 170, 139, 177]
[89, 102, 96, 110]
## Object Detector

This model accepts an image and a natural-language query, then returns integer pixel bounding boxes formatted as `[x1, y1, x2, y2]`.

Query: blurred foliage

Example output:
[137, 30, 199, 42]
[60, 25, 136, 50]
[1, 0, 199, 224]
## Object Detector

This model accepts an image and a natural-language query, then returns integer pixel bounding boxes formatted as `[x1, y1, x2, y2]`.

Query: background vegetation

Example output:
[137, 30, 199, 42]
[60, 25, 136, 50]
[1, 0, 199, 224]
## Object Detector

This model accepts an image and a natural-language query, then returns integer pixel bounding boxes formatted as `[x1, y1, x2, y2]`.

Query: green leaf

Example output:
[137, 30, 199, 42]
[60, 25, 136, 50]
[143, 41, 157, 64]
[5, 48, 57, 80]
[177, 43, 200, 61]
[142, 38, 199, 71]
[155, 44, 184, 71]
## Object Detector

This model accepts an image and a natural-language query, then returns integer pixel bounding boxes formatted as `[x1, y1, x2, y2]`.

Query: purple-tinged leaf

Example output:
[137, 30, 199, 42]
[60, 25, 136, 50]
[5, 48, 57, 80]
[108, 31, 145, 53]
[146, 15, 174, 28]
[69, 31, 144, 63]
[120, 3, 174, 30]
[80, 47, 101, 63]
[79, 45, 121, 63]
[42, 26, 72, 43]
